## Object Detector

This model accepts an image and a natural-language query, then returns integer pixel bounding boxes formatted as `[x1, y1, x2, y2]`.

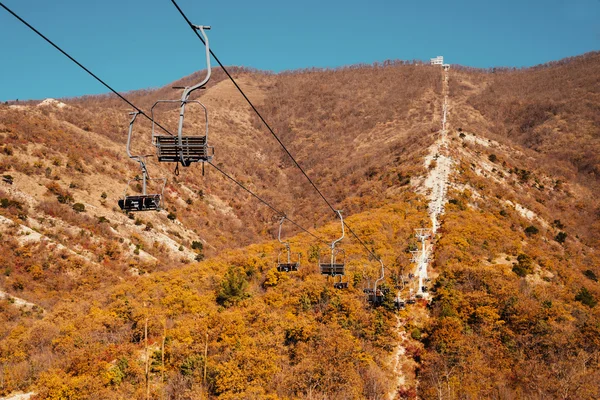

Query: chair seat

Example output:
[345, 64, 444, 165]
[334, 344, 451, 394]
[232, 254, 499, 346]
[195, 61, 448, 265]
[394, 300, 406, 309]
[118, 195, 161, 212]
[319, 263, 345, 275]
[277, 263, 299, 272]
[154, 135, 212, 163]
[368, 293, 383, 304]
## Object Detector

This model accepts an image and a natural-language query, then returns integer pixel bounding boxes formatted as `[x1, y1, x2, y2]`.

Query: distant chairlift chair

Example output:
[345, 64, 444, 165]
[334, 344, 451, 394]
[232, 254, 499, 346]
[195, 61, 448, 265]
[152, 25, 214, 167]
[118, 112, 166, 212]
[366, 259, 387, 305]
[319, 210, 348, 289]
[276, 216, 301, 272]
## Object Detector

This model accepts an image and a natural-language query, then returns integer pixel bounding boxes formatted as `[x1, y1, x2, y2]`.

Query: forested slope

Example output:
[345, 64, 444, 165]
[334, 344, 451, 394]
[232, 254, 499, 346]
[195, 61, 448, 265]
[1, 53, 600, 399]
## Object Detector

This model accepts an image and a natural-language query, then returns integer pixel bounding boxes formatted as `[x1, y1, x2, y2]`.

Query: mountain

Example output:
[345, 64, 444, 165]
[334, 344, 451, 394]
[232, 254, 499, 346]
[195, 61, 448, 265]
[0, 53, 598, 399]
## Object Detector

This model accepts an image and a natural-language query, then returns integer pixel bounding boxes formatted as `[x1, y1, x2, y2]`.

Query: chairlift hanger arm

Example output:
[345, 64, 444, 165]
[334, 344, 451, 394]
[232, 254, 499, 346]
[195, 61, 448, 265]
[126, 111, 140, 159]
[331, 210, 345, 249]
[180, 25, 211, 101]
[373, 258, 385, 293]
[277, 215, 290, 247]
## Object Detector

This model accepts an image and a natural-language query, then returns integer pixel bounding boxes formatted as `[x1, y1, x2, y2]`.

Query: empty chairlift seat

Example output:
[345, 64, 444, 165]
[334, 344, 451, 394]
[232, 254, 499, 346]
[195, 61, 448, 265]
[333, 281, 348, 289]
[151, 25, 215, 168]
[277, 262, 299, 273]
[319, 262, 345, 276]
[154, 136, 213, 164]
[319, 210, 347, 289]
[118, 194, 161, 212]
[275, 216, 301, 273]
[118, 112, 166, 213]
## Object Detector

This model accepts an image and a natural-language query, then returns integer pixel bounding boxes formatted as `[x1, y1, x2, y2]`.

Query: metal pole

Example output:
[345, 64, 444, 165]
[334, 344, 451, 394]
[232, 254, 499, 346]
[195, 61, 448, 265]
[177, 25, 212, 162]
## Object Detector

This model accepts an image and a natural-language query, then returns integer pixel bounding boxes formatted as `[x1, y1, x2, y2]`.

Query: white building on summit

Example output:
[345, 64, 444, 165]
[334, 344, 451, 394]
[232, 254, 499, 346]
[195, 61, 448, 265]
[430, 56, 444, 65]
[431, 56, 450, 70]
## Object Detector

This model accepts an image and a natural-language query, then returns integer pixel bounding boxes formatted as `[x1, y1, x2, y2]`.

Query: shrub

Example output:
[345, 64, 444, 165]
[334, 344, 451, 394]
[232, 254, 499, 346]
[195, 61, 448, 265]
[575, 287, 597, 308]
[524, 225, 539, 236]
[46, 182, 74, 204]
[488, 154, 498, 163]
[72, 203, 85, 213]
[167, 212, 177, 221]
[555, 231, 567, 244]
[307, 244, 320, 263]
[583, 270, 598, 282]
[57, 193, 73, 204]
[512, 254, 533, 277]
[397, 173, 410, 186]
[411, 328, 422, 340]
[12, 279, 24, 291]
[0, 198, 22, 209]
[263, 268, 279, 288]
[216, 266, 250, 307]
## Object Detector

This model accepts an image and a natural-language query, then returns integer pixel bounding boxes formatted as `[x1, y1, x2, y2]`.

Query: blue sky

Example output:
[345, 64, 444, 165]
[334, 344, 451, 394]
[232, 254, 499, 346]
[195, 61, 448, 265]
[0, 0, 598, 101]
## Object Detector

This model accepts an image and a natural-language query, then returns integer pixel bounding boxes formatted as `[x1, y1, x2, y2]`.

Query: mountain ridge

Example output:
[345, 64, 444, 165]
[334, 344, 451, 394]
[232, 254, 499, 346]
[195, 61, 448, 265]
[1, 52, 599, 399]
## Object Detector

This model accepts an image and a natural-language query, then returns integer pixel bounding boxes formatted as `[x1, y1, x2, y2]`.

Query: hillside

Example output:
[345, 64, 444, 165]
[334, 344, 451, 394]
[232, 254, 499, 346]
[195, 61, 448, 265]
[0, 62, 439, 307]
[1, 54, 599, 399]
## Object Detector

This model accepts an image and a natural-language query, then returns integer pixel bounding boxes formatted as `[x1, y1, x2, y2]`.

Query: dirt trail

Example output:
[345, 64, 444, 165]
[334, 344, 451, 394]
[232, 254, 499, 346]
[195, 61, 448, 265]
[389, 66, 453, 400]
[425, 70, 452, 234]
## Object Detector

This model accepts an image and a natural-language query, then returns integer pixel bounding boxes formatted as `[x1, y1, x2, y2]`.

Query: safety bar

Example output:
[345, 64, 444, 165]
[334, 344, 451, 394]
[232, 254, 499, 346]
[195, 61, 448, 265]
[151, 99, 209, 141]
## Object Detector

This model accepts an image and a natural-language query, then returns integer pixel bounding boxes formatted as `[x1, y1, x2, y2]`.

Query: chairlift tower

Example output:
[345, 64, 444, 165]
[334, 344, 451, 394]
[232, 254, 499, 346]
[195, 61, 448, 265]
[415, 228, 432, 242]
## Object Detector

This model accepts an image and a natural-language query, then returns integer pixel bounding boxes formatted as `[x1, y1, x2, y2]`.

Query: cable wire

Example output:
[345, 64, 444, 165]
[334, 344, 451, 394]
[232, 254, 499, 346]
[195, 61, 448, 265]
[208, 162, 327, 244]
[0, 2, 173, 136]
[1, 2, 326, 245]
[170, 0, 383, 262]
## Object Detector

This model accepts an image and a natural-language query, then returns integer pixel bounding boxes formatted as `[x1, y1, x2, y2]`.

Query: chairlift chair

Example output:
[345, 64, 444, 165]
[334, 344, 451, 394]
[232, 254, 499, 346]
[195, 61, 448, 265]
[152, 25, 214, 167]
[276, 216, 301, 272]
[118, 112, 166, 212]
[319, 210, 346, 275]
[367, 259, 386, 305]
[333, 276, 348, 290]
[394, 298, 406, 310]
